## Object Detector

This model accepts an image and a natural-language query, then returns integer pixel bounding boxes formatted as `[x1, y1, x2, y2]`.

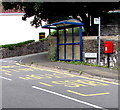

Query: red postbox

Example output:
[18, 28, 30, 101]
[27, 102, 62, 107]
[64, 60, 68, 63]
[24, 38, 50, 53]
[104, 41, 113, 53]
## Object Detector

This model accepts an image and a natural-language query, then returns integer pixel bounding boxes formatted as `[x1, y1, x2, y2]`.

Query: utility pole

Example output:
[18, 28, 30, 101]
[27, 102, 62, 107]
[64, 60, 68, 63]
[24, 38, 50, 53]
[98, 17, 101, 65]
[94, 17, 101, 65]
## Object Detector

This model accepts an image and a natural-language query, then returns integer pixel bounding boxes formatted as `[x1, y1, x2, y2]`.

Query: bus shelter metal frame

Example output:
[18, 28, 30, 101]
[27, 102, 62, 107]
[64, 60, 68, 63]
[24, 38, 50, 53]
[42, 19, 84, 61]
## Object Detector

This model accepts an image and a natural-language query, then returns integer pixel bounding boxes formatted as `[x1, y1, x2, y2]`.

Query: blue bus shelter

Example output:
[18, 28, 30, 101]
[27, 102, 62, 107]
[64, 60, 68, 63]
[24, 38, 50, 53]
[42, 19, 84, 61]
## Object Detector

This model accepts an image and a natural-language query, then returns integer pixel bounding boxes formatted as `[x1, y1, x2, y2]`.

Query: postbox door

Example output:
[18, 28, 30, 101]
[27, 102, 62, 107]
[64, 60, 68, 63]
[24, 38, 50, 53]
[104, 41, 113, 53]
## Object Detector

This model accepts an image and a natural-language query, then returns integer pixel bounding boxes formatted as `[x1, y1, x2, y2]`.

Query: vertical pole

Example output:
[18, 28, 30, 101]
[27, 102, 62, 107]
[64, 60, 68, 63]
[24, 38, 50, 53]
[64, 28, 66, 60]
[80, 26, 83, 61]
[49, 29, 51, 35]
[90, 16, 92, 26]
[107, 53, 110, 68]
[72, 27, 74, 60]
[56, 29, 59, 60]
[98, 17, 101, 65]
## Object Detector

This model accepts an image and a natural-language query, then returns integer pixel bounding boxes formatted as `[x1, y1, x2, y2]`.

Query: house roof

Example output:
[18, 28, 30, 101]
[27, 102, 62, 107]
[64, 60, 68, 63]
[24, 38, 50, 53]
[42, 19, 84, 29]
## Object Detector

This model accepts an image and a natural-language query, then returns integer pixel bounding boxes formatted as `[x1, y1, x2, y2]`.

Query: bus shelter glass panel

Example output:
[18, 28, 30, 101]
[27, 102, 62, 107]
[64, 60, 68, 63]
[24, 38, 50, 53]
[66, 28, 72, 60]
[74, 27, 80, 42]
[74, 27, 80, 36]
[59, 29, 64, 44]
[66, 45, 72, 60]
[59, 45, 64, 59]
[74, 44, 80, 60]
[66, 28, 72, 43]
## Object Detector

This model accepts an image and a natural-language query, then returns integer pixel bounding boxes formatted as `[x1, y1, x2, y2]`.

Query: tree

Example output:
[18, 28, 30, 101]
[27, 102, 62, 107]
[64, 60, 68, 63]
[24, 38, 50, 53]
[2, 2, 120, 35]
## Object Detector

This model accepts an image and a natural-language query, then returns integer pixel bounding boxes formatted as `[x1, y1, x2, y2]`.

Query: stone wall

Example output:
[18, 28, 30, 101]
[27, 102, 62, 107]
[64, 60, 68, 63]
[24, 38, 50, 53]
[48, 37, 57, 61]
[0, 40, 48, 58]
[101, 25, 120, 36]
[48, 36, 119, 67]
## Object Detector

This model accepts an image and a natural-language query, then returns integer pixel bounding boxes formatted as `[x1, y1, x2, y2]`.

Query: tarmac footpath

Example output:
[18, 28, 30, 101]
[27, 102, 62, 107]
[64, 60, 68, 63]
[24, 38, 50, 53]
[18, 52, 119, 83]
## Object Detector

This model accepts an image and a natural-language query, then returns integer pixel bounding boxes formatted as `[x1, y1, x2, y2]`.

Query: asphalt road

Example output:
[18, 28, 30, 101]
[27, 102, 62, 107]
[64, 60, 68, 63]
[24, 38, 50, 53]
[0, 56, 119, 109]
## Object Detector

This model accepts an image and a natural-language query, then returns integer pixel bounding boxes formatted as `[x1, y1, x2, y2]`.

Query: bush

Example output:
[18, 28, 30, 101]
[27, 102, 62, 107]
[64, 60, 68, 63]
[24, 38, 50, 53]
[68, 61, 87, 65]
[50, 30, 57, 36]
[39, 37, 48, 41]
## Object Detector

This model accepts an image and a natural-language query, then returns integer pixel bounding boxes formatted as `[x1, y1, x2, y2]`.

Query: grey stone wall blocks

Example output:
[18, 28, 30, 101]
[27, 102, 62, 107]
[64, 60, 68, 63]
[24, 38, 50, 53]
[0, 40, 49, 59]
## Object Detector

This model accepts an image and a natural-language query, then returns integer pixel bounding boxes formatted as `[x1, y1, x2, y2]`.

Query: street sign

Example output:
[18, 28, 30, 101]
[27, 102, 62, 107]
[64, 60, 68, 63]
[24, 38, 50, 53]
[94, 18, 100, 24]
[85, 53, 97, 58]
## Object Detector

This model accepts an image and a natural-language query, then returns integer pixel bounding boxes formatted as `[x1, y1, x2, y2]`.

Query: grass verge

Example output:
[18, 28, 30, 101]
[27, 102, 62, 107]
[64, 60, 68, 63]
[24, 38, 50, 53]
[57, 61, 110, 68]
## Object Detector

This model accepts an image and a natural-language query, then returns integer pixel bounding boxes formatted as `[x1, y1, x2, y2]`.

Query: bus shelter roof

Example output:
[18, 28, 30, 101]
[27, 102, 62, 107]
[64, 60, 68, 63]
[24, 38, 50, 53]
[42, 19, 84, 29]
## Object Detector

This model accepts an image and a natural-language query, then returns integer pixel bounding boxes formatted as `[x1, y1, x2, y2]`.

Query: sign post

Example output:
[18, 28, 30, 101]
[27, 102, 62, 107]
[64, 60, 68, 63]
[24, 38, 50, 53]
[94, 17, 101, 65]
[107, 53, 110, 68]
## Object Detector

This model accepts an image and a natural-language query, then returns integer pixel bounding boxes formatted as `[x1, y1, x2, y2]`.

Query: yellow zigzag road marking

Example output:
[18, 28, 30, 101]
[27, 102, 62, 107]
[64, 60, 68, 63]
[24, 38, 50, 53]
[2, 69, 11, 73]
[4, 73, 12, 76]
[8, 69, 20, 72]
[67, 90, 110, 96]
[16, 63, 119, 85]
[2, 65, 17, 68]
[39, 82, 53, 87]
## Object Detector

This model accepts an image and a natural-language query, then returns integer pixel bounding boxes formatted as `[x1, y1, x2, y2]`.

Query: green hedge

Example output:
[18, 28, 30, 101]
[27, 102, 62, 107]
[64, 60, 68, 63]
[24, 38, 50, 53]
[0, 40, 35, 50]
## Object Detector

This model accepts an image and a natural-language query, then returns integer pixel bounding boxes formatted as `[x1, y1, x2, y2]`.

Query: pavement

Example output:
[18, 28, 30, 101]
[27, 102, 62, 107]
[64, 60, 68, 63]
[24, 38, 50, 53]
[19, 52, 119, 82]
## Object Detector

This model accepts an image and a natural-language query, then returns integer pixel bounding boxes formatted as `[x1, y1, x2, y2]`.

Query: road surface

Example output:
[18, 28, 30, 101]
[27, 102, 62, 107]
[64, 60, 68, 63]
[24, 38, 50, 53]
[0, 56, 119, 109]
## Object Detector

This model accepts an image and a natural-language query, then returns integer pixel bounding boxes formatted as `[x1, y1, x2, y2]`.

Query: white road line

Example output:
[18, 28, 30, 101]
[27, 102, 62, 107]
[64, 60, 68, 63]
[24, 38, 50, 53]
[32, 86, 105, 109]
[0, 76, 12, 81]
